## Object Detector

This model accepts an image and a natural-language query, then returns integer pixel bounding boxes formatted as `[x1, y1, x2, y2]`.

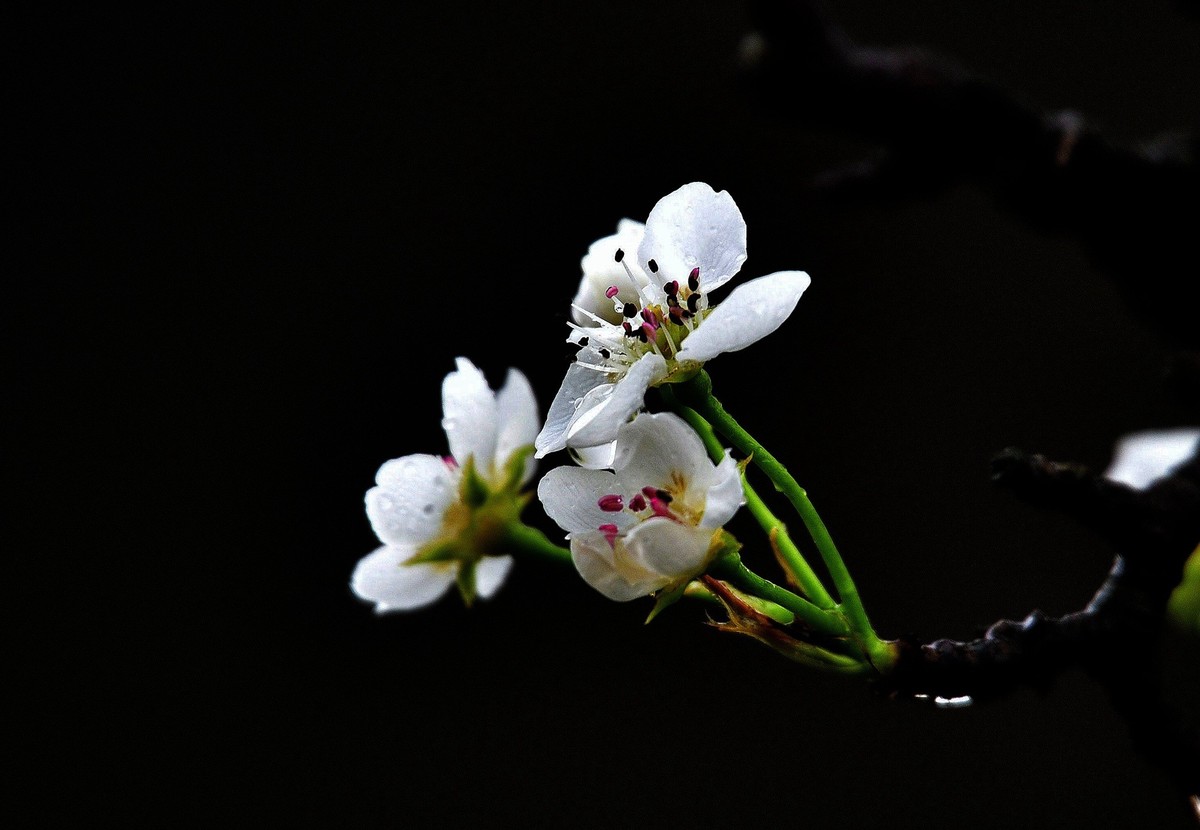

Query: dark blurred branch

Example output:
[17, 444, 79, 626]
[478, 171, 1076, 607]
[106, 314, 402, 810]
[876, 449, 1200, 806]
[740, 0, 1200, 351]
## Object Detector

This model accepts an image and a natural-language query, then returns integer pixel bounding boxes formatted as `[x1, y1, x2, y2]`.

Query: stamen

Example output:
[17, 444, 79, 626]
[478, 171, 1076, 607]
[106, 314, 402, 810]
[613, 249, 650, 291]
[622, 303, 637, 318]
[578, 336, 589, 347]
[657, 318, 678, 356]
[664, 280, 679, 296]
[687, 293, 701, 313]
[648, 496, 674, 519]
[605, 286, 620, 299]
[598, 494, 624, 512]
[599, 523, 620, 547]
[571, 303, 618, 328]
[628, 494, 646, 512]
[655, 489, 673, 503]
[688, 268, 700, 291]
[598, 347, 610, 359]
[647, 259, 659, 274]
[640, 308, 659, 327]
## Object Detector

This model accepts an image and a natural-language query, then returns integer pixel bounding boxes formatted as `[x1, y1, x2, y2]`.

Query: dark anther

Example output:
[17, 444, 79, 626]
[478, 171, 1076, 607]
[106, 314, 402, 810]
[578, 336, 589, 347]
[688, 268, 700, 290]
[669, 306, 684, 322]
[647, 259, 659, 273]
[614, 248, 625, 263]
[622, 303, 637, 318]
[666, 294, 679, 308]
[623, 321, 634, 336]
[687, 293, 701, 312]
[664, 280, 678, 296]
[599, 348, 610, 359]
[656, 489, 673, 503]
[636, 327, 648, 342]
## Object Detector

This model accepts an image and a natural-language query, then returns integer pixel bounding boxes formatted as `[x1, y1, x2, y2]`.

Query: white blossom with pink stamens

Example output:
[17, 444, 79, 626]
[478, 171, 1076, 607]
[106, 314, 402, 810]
[535, 182, 811, 460]
[537, 411, 745, 601]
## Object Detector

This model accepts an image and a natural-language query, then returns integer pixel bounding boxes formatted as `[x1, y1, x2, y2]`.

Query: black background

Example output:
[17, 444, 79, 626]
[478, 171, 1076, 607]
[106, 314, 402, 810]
[17, 1, 1200, 827]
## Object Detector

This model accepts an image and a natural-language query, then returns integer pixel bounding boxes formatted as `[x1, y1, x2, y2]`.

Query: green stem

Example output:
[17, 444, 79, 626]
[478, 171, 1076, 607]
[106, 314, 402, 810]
[676, 371, 879, 646]
[740, 480, 837, 610]
[661, 386, 836, 610]
[708, 554, 849, 638]
[500, 522, 573, 566]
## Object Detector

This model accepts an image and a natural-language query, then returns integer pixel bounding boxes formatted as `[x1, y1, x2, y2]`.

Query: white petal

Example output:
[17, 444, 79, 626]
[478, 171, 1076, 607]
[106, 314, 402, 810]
[567, 440, 618, 470]
[699, 452, 745, 529]
[351, 545, 456, 612]
[475, 555, 514, 599]
[612, 411, 710, 488]
[571, 530, 668, 601]
[535, 361, 609, 458]
[638, 182, 747, 294]
[494, 367, 540, 485]
[573, 220, 647, 326]
[367, 455, 458, 545]
[1104, 428, 1199, 491]
[676, 271, 810, 363]
[537, 466, 635, 535]
[566, 352, 668, 449]
[442, 357, 498, 471]
[623, 518, 715, 582]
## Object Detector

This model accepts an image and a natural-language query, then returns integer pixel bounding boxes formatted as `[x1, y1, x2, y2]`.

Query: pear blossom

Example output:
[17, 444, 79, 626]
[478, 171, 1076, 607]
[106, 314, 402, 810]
[351, 357, 539, 612]
[535, 182, 810, 459]
[1103, 427, 1199, 491]
[537, 411, 745, 601]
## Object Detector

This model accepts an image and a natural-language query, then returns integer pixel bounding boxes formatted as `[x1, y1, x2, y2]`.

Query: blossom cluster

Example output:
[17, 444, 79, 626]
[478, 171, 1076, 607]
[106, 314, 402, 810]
[348, 182, 1200, 631]
[352, 182, 809, 610]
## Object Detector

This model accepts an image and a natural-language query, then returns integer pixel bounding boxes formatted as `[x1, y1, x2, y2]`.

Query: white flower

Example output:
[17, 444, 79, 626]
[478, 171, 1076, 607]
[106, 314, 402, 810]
[1103, 427, 1199, 491]
[351, 357, 539, 612]
[535, 182, 810, 458]
[537, 411, 745, 601]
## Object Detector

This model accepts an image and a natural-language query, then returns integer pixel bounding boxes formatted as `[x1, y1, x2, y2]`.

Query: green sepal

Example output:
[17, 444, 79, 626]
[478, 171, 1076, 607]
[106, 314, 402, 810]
[407, 538, 464, 564]
[645, 580, 690, 624]
[500, 444, 536, 493]
[708, 528, 743, 562]
[459, 455, 490, 508]
[456, 560, 478, 607]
